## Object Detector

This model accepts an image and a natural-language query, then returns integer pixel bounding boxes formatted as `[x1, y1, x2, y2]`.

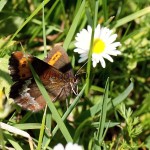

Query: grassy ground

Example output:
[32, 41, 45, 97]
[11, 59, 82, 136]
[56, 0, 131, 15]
[0, 0, 150, 150]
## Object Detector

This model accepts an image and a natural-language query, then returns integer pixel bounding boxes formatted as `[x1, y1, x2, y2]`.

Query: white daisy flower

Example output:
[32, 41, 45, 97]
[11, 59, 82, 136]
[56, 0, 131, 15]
[74, 24, 121, 68]
[53, 142, 83, 150]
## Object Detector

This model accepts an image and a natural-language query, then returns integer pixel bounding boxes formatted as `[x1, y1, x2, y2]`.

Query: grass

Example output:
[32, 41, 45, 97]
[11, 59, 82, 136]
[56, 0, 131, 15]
[0, 0, 150, 150]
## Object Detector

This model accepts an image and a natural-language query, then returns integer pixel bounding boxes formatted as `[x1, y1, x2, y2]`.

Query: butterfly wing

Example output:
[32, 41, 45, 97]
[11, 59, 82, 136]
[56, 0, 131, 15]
[9, 46, 74, 111]
[44, 45, 74, 76]
[43, 46, 75, 101]
[9, 51, 51, 111]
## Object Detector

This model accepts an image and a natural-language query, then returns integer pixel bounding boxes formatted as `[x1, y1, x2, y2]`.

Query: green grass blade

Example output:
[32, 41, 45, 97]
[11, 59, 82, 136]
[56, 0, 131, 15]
[107, 81, 134, 110]
[37, 106, 47, 150]
[92, 121, 120, 128]
[30, 0, 59, 42]
[74, 117, 93, 142]
[0, 127, 5, 150]
[42, 110, 52, 149]
[113, 6, 150, 28]
[0, 0, 51, 51]
[60, 0, 67, 27]
[0, 0, 7, 11]
[29, 64, 73, 142]
[43, 84, 86, 149]
[42, 1, 47, 57]
[4, 133, 23, 150]
[63, 0, 85, 50]
[76, 81, 133, 122]
[14, 123, 41, 130]
[97, 78, 109, 144]
[102, 0, 108, 21]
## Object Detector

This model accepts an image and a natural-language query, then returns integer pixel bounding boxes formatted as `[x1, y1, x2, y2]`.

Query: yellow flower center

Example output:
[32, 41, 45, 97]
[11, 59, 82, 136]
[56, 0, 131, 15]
[92, 38, 105, 54]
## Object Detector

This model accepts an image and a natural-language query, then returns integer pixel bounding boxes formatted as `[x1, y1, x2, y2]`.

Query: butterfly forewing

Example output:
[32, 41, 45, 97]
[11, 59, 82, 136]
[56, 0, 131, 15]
[44, 46, 74, 77]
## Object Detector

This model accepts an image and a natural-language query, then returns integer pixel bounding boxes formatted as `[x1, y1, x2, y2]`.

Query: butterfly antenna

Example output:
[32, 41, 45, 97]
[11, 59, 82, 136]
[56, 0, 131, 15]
[75, 60, 88, 76]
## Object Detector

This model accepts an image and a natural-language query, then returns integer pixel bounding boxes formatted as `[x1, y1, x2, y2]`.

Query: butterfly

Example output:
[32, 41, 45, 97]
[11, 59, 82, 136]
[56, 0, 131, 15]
[9, 46, 78, 112]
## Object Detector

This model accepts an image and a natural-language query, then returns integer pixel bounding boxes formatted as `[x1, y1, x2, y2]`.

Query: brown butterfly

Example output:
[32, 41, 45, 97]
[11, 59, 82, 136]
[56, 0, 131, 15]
[9, 46, 78, 112]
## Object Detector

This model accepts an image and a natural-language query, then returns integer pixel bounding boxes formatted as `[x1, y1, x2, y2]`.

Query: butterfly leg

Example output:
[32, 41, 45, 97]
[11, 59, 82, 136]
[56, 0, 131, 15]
[62, 86, 69, 108]
[52, 87, 64, 102]
[70, 82, 78, 95]
[51, 86, 69, 108]
[65, 98, 69, 109]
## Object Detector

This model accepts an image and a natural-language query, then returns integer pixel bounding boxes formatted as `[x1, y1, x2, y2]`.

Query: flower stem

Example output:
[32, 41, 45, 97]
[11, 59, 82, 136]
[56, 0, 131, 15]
[85, 1, 99, 95]
[85, 27, 94, 95]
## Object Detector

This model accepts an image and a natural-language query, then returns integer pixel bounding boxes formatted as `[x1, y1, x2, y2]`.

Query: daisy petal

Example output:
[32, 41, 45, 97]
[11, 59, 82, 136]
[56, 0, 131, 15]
[105, 29, 113, 39]
[75, 41, 90, 50]
[65, 143, 74, 150]
[92, 59, 97, 68]
[94, 24, 101, 38]
[74, 48, 88, 54]
[80, 53, 88, 57]
[78, 56, 88, 63]
[65, 143, 82, 150]
[108, 34, 117, 44]
[72, 144, 83, 150]
[99, 57, 106, 68]
[107, 50, 121, 56]
[110, 42, 121, 48]
[92, 54, 100, 64]
[102, 53, 114, 62]
[87, 25, 92, 34]
[53, 144, 64, 150]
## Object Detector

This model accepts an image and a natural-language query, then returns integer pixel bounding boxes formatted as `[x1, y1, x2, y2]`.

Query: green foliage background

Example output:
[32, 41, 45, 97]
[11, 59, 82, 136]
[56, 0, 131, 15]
[0, 0, 150, 149]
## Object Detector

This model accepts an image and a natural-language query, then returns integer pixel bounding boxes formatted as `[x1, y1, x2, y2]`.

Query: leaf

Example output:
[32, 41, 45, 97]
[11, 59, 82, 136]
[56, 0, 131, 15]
[0, 56, 14, 118]
[0, 0, 7, 12]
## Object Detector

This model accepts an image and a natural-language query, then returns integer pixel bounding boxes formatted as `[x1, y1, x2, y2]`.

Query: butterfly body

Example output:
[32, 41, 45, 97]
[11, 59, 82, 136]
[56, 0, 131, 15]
[9, 46, 78, 111]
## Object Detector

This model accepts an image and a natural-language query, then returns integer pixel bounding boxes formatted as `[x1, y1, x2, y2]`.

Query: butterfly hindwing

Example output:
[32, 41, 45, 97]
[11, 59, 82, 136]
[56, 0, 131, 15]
[9, 51, 50, 111]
